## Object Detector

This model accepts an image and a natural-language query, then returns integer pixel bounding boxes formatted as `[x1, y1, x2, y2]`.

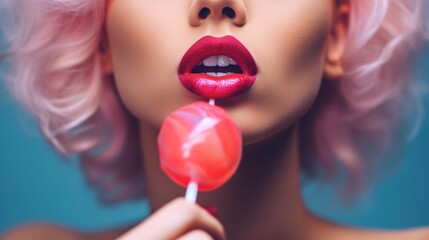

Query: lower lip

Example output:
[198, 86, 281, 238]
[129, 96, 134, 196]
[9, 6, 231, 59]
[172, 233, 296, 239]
[179, 73, 256, 99]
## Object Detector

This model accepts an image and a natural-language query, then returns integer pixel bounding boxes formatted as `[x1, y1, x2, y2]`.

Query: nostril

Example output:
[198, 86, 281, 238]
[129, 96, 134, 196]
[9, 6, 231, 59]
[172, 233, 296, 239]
[222, 7, 236, 19]
[198, 7, 211, 19]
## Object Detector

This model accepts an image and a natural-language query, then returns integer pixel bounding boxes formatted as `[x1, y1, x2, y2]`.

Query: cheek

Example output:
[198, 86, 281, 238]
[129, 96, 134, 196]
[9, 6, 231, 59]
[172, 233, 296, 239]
[106, 1, 194, 128]
[230, 1, 331, 142]
[252, 0, 330, 91]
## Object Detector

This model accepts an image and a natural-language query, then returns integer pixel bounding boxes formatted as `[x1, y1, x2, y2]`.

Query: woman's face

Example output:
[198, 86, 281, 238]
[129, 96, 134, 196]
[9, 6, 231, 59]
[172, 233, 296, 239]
[105, 0, 335, 144]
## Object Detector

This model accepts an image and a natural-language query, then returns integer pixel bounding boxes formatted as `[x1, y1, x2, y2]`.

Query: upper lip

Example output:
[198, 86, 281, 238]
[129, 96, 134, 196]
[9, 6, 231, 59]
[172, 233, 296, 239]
[178, 35, 258, 99]
[178, 35, 257, 76]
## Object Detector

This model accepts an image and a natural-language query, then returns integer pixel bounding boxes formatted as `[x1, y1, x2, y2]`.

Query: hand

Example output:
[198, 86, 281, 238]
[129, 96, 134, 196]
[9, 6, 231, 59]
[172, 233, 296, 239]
[116, 198, 225, 240]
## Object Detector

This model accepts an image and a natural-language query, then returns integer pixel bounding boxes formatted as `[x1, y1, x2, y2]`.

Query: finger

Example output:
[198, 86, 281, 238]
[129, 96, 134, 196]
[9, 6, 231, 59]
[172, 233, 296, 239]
[145, 198, 225, 240]
[117, 198, 225, 240]
[176, 230, 213, 240]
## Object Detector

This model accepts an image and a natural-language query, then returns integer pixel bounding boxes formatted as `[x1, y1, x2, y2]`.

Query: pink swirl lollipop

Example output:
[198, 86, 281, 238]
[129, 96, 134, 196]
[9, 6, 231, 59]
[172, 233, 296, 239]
[158, 101, 242, 198]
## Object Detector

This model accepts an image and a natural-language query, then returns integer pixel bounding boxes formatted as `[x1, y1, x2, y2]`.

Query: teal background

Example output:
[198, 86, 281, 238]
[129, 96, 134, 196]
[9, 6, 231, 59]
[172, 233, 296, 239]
[1, 40, 429, 234]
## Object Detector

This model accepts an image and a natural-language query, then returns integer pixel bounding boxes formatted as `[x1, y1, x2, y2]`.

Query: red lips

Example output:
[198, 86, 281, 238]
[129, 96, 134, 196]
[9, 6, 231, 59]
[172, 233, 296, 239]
[178, 36, 258, 99]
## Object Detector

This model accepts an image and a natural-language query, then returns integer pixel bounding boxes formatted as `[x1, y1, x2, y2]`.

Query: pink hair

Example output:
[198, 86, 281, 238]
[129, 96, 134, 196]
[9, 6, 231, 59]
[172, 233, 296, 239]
[301, 0, 428, 192]
[1, 0, 428, 202]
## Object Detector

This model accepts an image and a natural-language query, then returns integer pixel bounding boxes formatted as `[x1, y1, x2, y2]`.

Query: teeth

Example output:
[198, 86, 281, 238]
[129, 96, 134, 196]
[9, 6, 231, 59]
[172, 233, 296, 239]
[202, 55, 238, 67]
[218, 55, 230, 67]
[204, 72, 234, 77]
[203, 56, 217, 67]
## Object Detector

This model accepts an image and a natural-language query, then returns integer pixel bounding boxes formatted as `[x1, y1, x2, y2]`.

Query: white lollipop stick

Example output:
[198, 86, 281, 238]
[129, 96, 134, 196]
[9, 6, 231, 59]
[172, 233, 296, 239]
[186, 99, 212, 203]
[185, 181, 198, 203]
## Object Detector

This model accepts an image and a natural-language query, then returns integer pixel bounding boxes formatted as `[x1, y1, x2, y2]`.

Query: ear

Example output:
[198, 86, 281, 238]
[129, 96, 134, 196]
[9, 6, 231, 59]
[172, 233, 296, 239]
[323, 1, 350, 80]
[99, 28, 114, 76]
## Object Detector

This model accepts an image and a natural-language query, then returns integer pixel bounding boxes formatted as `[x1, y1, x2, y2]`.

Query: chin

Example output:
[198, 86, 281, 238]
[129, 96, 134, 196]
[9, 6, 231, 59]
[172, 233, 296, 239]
[240, 122, 295, 147]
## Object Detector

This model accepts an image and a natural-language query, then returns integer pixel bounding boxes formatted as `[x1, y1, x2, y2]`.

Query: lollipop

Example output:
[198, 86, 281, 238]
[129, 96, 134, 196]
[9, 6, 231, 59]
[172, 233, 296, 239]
[158, 101, 242, 202]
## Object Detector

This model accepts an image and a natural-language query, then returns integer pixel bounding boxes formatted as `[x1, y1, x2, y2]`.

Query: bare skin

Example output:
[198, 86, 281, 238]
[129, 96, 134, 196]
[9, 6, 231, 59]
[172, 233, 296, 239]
[2, 0, 429, 239]
[3, 127, 429, 240]
[3, 220, 429, 240]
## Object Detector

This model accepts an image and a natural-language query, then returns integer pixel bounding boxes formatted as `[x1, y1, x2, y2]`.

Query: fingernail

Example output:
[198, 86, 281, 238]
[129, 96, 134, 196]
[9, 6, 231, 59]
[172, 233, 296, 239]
[203, 205, 218, 218]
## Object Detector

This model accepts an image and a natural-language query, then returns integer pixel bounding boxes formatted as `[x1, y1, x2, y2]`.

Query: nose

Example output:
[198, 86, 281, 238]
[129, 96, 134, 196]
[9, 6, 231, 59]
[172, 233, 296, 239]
[189, 0, 247, 27]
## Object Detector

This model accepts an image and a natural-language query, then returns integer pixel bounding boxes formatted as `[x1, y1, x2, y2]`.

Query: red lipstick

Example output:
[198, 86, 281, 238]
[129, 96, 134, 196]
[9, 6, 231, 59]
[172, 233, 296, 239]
[178, 36, 258, 99]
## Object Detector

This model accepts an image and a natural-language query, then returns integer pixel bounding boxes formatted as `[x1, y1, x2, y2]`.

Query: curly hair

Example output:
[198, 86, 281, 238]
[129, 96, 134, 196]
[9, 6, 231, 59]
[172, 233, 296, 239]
[1, 0, 428, 203]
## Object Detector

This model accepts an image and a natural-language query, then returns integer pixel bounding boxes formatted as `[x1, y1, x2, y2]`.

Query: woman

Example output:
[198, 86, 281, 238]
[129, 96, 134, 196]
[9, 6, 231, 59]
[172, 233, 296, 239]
[2, 0, 429, 239]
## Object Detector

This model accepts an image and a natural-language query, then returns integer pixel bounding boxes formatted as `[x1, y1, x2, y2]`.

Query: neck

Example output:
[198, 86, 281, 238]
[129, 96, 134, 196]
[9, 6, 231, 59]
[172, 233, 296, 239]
[140, 124, 308, 240]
